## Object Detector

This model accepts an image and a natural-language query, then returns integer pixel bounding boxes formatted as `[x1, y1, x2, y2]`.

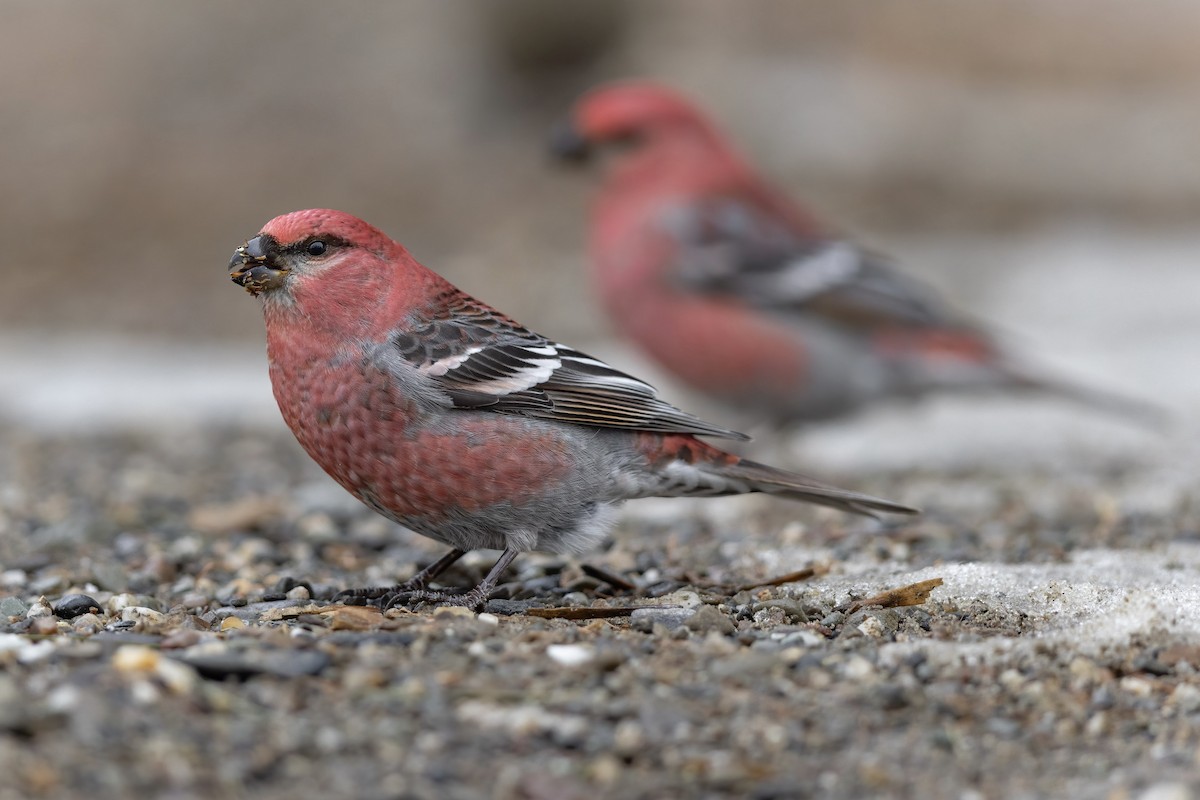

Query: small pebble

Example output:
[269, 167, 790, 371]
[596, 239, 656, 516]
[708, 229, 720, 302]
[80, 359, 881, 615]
[820, 611, 845, 627]
[757, 598, 808, 622]
[560, 592, 590, 606]
[53, 594, 101, 619]
[1136, 783, 1192, 800]
[112, 644, 162, 674]
[121, 607, 167, 626]
[1120, 676, 1155, 698]
[685, 605, 736, 635]
[28, 574, 67, 595]
[0, 570, 27, 590]
[0, 596, 29, 619]
[432, 606, 475, 620]
[25, 598, 54, 619]
[843, 655, 876, 681]
[630, 606, 694, 631]
[546, 644, 595, 667]
[1168, 683, 1200, 713]
[105, 593, 140, 615]
[179, 646, 331, 680]
[857, 615, 886, 638]
[775, 629, 824, 648]
[179, 592, 210, 610]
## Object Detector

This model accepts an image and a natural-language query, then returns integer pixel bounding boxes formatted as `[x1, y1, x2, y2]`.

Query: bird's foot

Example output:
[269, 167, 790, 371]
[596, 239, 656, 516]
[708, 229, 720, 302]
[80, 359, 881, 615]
[381, 587, 490, 612]
[332, 548, 469, 606]
[332, 579, 427, 606]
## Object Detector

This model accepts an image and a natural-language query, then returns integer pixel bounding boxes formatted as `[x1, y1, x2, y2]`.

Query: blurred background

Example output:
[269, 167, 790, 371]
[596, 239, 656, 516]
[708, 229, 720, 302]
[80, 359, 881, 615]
[1, 0, 1196, 468]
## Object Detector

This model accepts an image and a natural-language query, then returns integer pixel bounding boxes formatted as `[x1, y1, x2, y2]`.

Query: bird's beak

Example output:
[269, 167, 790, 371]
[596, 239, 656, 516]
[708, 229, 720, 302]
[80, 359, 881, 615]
[229, 234, 289, 296]
[548, 119, 592, 163]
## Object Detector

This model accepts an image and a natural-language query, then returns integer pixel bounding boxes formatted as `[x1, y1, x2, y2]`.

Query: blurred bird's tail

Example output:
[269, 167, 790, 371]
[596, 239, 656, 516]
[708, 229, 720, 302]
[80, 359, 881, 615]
[1001, 365, 1170, 430]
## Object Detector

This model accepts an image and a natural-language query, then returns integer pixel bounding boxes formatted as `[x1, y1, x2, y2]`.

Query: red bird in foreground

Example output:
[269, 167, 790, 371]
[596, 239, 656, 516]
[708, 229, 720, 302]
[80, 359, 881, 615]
[229, 209, 916, 609]
[552, 81, 1160, 426]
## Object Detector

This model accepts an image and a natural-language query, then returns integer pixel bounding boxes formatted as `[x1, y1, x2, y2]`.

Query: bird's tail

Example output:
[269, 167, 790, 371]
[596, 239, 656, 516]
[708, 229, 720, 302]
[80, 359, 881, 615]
[722, 458, 919, 518]
[638, 434, 917, 518]
[999, 364, 1170, 430]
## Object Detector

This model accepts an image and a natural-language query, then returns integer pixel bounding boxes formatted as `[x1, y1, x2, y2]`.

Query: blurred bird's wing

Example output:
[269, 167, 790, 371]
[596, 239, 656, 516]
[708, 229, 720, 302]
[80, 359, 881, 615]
[659, 194, 962, 329]
[387, 292, 749, 440]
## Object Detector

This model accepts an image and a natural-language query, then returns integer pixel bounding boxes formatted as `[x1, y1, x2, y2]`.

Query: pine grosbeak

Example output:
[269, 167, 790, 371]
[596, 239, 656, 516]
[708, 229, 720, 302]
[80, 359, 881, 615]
[229, 209, 915, 609]
[552, 81, 1160, 426]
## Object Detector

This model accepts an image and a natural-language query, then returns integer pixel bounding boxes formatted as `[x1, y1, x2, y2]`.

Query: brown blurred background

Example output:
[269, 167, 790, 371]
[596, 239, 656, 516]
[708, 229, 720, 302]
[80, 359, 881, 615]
[2, 0, 1197, 342]
[1, 1, 1197, 445]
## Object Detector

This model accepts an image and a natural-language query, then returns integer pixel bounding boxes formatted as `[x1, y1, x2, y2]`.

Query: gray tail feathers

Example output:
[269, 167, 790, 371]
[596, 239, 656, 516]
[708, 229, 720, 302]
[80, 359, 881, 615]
[727, 459, 919, 518]
[1001, 366, 1170, 430]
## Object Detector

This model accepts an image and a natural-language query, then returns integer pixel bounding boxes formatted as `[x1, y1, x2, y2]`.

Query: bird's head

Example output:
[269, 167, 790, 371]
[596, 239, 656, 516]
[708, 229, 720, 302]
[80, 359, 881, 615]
[230, 209, 396, 300]
[549, 81, 711, 164]
[230, 209, 443, 340]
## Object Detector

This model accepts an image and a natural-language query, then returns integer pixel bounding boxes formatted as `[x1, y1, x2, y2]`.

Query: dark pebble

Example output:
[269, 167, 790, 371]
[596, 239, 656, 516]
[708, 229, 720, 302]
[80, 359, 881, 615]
[273, 577, 314, 596]
[176, 648, 332, 680]
[53, 594, 102, 619]
[1132, 652, 1172, 676]
[871, 684, 910, 710]
[324, 631, 418, 648]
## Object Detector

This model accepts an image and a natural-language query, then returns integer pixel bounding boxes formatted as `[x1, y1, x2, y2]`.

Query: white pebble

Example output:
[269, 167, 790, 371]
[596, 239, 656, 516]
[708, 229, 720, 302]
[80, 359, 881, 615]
[105, 593, 140, 615]
[25, 598, 54, 619]
[843, 655, 876, 681]
[1137, 783, 1192, 800]
[1168, 683, 1200, 714]
[546, 644, 595, 668]
[0, 569, 26, 589]
[856, 615, 885, 638]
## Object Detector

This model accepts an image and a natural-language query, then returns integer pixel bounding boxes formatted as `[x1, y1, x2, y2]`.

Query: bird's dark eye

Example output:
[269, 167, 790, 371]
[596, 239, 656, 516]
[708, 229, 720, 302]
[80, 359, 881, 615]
[306, 240, 327, 257]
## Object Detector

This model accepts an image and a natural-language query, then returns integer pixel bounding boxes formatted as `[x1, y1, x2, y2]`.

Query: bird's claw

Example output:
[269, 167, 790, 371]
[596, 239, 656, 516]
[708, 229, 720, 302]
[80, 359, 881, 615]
[381, 588, 487, 612]
[333, 581, 426, 607]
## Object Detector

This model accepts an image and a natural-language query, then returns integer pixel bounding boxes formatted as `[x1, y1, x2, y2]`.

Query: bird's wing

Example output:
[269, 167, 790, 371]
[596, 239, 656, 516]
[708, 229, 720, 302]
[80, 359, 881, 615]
[387, 292, 748, 440]
[658, 194, 961, 329]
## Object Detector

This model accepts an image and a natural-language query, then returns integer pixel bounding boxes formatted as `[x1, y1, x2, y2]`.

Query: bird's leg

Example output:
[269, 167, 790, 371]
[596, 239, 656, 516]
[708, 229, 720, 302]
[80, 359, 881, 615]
[384, 547, 520, 612]
[333, 548, 467, 605]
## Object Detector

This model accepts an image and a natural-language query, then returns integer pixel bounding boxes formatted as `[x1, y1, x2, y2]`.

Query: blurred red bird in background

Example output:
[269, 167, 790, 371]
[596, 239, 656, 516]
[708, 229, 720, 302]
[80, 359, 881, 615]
[229, 209, 915, 609]
[552, 81, 1161, 428]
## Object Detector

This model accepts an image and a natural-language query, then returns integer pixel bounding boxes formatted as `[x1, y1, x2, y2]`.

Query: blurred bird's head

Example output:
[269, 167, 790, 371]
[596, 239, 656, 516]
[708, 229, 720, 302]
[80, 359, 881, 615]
[549, 80, 739, 194]
[550, 81, 717, 165]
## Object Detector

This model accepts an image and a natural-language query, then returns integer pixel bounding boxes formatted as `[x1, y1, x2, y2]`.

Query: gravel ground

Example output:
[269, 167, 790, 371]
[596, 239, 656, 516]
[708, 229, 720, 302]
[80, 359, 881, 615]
[1, 421, 1198, 800]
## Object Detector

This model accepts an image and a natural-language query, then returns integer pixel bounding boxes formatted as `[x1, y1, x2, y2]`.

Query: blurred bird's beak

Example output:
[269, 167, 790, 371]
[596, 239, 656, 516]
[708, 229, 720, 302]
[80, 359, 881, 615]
[229, 234, 289, 296]
[548, 120, 592, 163]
